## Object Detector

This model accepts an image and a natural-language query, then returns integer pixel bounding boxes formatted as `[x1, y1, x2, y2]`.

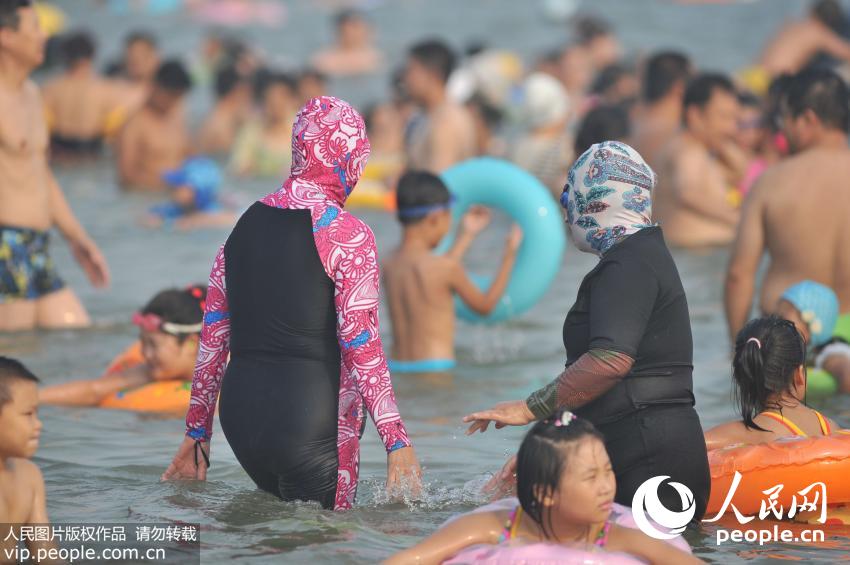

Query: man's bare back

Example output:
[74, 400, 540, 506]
[42, 74, 117, 141]
[118, 105, 189, 191]
[653, 133, 740, 247]
[407, 103, 476, 173]
[383, 251, 458, 361]
[750, 147, 850, 312]
[0, 80, 51, 230]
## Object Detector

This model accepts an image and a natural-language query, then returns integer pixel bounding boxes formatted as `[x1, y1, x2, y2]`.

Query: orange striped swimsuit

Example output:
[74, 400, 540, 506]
[761, 410, 831, 437]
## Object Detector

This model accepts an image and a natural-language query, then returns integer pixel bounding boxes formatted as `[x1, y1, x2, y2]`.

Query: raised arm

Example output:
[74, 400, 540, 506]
[724, 179, 766, 340]
[450, 226, 521, 315]
[185, 245, 231, 442]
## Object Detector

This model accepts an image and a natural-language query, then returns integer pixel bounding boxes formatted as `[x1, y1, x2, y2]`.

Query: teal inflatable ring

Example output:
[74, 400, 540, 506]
[437, 158, 566, 323]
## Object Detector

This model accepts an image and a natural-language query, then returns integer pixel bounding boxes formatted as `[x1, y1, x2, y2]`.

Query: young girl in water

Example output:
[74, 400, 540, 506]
[39, 285, 206, 407]
[386, 409, 701, 565]
[705, 316, 840, 450]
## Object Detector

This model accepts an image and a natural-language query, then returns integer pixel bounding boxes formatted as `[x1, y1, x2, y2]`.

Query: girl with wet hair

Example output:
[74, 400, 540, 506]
[705, 316, 840, 450]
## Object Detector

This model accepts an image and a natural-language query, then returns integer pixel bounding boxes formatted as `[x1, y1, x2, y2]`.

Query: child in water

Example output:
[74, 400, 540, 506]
[774, 280, 850, 393]
[385, 409, 701, 564]
[39, 286, 205, 407]
[0, 357, 54, 557]
[382, 170, 522, 373]
[144, 157, 237, 230]
[705, 316, 840, 450]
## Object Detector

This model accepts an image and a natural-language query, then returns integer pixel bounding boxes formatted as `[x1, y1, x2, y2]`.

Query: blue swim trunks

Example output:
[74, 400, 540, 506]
[0, 226, 65, 302]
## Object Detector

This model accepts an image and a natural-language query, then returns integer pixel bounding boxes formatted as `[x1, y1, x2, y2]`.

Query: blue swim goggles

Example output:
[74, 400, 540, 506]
[397, 195, 456, 220]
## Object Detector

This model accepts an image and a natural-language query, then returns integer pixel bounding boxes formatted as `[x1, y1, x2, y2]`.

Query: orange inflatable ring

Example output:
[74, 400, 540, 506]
[708, 432, 850, 517]
[98, 342, 191, 414]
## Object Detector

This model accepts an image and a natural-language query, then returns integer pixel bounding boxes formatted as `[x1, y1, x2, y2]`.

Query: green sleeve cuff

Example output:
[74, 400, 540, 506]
[525, 380, 558, 420]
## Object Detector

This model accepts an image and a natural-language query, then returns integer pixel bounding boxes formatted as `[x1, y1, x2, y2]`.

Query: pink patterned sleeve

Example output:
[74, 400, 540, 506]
[185, 245, 231, 442]
[328, 218, 411, 453]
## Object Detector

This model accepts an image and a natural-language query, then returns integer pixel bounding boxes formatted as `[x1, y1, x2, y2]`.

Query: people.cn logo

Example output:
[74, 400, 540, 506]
[631, 475, 696, 540]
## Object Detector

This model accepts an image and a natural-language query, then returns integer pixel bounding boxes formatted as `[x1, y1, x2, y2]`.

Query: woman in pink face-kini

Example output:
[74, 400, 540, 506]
[163, 96, 421, 510]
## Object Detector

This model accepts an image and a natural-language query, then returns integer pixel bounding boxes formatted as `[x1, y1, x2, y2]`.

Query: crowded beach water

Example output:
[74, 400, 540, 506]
[4, 0, 850, 563]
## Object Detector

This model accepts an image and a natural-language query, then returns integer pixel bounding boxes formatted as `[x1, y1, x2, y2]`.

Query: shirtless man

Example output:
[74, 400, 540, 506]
[629, 51, 692, 170]
[117, 59, 192, 191]
[0, 358, 54, 561]
[759, 0, 850, 78]
[725, 69, 850, 339]
[42, 31, 118, 158]
[653, 73, 745, 248]
[404, 39, 476, 173]
[311, 10, 383, 77]
[383, 171, 521, 373]
[0, 0, 109, 332]
[196, 66, 251, 156]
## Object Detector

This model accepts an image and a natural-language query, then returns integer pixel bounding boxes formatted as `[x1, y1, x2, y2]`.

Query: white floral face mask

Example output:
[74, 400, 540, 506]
[560, 141, 657, 256]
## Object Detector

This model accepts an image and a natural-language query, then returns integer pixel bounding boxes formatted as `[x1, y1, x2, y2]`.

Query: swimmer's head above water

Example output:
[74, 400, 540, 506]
[133, 285, 207, 381]
[395, 170, 453, 246]
[516, 409, 615, 540]
[0, 356, 41, 459]
[732, 316, 807, 432]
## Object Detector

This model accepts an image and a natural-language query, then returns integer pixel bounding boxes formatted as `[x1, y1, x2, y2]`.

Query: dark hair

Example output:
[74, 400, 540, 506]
[409, 39, 456, 84]
[783, 68, 850, 133]
[154, 59, 192, 93]
[591, 64, 629, 96]
[738, 90, 761, 109]
[812, 0, 845, 33]
[0, 356, 39, 412]
[335, 9, 363, 28]
[396, 170, 451, 225]
[261, 71, 297, 100]
[0, 0, 29, 31]
[732, 316, 806, 432]
[643, 51, 691, 103]
[141, 284, 207, 341]
[213, 65, 242, 99]
[683, 72, 736, 113]
[62, 30, 95, 68]
[299, 67, 327, 85]
[516, 410, 606, 540]
[573, 15, 612, 45]
[125, 30, 157, 50]
[574, 105, 631, 156]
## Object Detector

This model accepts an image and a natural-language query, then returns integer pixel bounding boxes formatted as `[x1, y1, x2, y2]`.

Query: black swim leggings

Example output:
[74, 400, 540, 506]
[218, 357, 339, 509]
[597, 404, 711, 523]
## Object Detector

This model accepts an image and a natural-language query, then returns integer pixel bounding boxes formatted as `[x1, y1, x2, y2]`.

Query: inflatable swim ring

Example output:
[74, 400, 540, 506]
[191, 0, 286, 27]
[803, 313, 850, 398]
[98, 342, 191, 413]
[438, 158, 566, 323]
[34, 3, 65, 37]
[707, 432, 850, 518]
[346, 180, 395, 211]
[443, 498, 691, 564]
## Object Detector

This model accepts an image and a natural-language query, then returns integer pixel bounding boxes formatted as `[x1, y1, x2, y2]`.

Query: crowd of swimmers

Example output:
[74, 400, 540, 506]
[5, 0, 850, 562]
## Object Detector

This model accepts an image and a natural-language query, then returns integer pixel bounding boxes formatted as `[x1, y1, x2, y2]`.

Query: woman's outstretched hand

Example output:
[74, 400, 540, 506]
[463, 400, 536, 434]
[387, 446, 422, 500]
[161, 436, 209, 481]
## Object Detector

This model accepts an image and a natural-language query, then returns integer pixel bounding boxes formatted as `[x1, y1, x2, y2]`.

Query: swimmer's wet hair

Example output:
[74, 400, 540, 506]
[0, 0, 30, 30]
[812, 0, 845, 33]
[516, 409, 605, 541]
[214, 66, 242, 99]
[574, 104, 630, 156]
[125, 30, 157, 49]
[683, 73, 736, 119]
[0, 357, 39, 412]
[408, 39, 456, 84]
[62, 30, 96, 68]
[395, 170, 451, 226]
[154, 59, 192, 93]
[733, 316, 806, 431]
[643, 51, 691, 103]
[141, 284, 207, 342]
[784, 67, 850, 133]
